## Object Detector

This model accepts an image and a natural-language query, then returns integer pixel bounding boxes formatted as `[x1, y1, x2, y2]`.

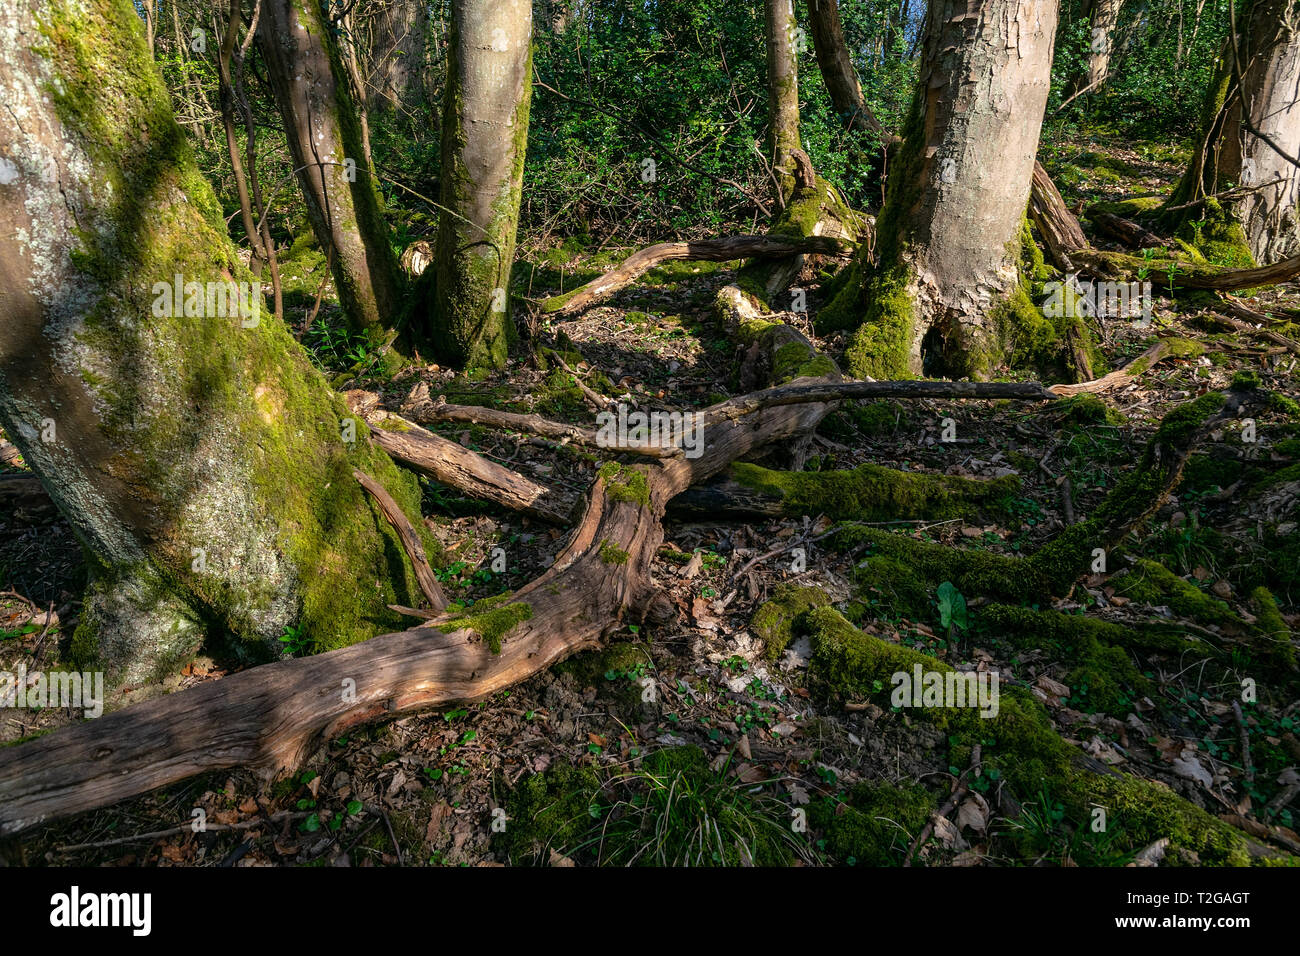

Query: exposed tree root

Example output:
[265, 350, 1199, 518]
[354, 470, 447, 611]
[1028, 161, 1088, 270]
[1087, 210, 1168, 250]
[831, 391, 1243, 601]
[1209, 297, 1300, 355]
[753, 595, 1273, 864]
[537, 234, 853, 317]
[0, 322, 839, 835]
[345, 391, 572, 524]
[670, 462, 1016, 522]
[398, 381, 684, 458]
[1048, 338, 1197, 396]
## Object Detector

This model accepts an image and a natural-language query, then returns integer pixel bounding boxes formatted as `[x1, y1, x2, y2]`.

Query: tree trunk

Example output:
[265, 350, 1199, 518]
[834, 0, 1060, 380]
[0, 0, 432, 689]
[807, 0, 895, 141]
[765, 0, 802, 200]
[1068, 0, 1125, 97]
[366, 0, 427, 117]
[423, 0, 532, 371]
[1165, 0, 1300, 265]
[1234, 0, 1300, 263]
[257, 0, 403, 341]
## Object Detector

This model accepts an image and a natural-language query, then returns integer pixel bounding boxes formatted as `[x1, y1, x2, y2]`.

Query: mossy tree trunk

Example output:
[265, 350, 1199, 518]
[365, 0, 427, 118]
[765, 0, 802, 201]
[257, 0, 403, 340]
[832, 0, 1059, 380]
[1165, 0, 1300, 266]
[424, 0, 532, 371]
[0, 0, 432, 689]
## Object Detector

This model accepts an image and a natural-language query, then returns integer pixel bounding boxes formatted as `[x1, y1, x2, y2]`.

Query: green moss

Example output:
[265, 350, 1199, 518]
[1087, 196, 1165, 220]
[829, 524, 1052, 602]
[1270, 392, 1300, 417]
[1087, 774, 1250, 867]
[751, 585, 832, 661]
[440, 600, 533, 654]
[598, 462, 650, 508]
[851, 555, 931, 621]
[847, 401, 902, 436]
[553, 641, 648, 687]
[497, 761, 605, 864]
[598, 540, 629, 565]
[1112, 559, 1239, 627]
[979, 605, 1166, 717]
[808, 781, 936, 866]
[801, 607, 1254, 864]
[1180, 454, 1245, 494]
[845, 264, 917, 379]
[1249, 587, 1296, 670]
[1054, 394, 1125, 427]
[989, 283, 1060, 374]
[772, 342, 838, 383]
[1231, 369, 1262, 390]
[729, 461, 1016, 523]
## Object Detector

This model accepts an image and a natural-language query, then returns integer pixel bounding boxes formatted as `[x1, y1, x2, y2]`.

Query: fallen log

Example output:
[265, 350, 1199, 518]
[1028, 161, 1088, 270]
[1048, 340, 1176, 396]
[344, 391, 572, 525]
[1087, 209, 1167, 250]
[1070, 248, 1300, 291]
[399, 381, 685, 458]
[538, 234, 853, 316]
[1211, 297, 1300, 356]
[709, 379, 1057, 422]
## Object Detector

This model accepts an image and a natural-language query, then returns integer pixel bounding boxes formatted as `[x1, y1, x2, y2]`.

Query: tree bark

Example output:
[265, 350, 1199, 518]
[1233, 0, 1300, 263]
[835, 0, 1060, 380]
[1068, 0, 1125, 98]
[807, 0, 896, 141]
[1166, 0, 1300, 265]
[0, 0, 431, 688]
[0, 319, 840, 836]
[423, 0, 532, 371]
[257, 0, 403, 340]
[365, 0, 427, 117]
[765, 0, 803, 200]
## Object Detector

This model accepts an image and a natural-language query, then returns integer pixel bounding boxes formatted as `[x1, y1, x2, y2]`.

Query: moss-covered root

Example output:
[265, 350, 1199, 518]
[752, 584, 832, 661]
[1249, 586, 1298, 671]
[798, 605, 1256, 865]
[1112, 559, 1242, 627]
[439, 594, 534, 654]
[977, 604, 1215, 718]
[726, 461, 1017, 523]
[813, 393, 1228, 609]
[69, 567, 205, 690]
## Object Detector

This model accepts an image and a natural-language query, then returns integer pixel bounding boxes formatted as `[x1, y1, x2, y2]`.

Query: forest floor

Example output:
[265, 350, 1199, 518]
[2, 133, 1298, 867]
